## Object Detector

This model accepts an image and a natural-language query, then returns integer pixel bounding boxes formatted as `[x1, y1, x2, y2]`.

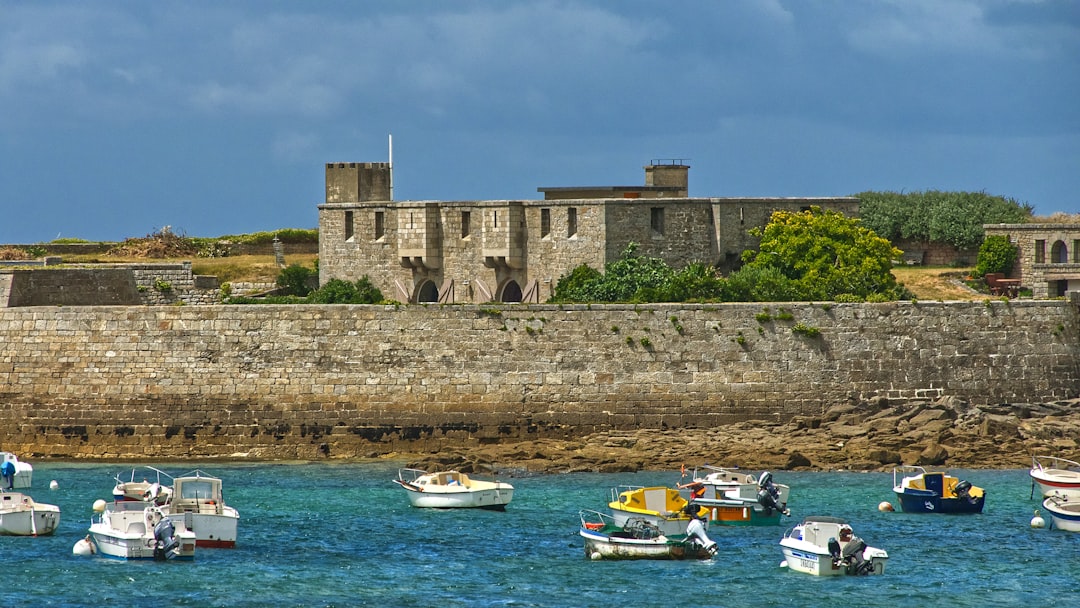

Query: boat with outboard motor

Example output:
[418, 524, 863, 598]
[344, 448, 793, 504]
[111, 467, 238, 547]
[680, 465, 791, 526]
[83, 500, 196, 560]
[1030, 456, 1080, 499]
[892, 466, 984, 514]
[607, 485, 699, 536]
[1042, 495, 1080, 532]
[0, 491, 60, 536]
[393, 468, 514, 510]
[779, 516, 888, 576]
[579, 509, 718, 560]
[1, 452, 33, 489]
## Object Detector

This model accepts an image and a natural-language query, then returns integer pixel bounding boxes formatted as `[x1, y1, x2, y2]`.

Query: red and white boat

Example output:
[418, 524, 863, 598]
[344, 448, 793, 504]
[1030, 456, 1080, 499]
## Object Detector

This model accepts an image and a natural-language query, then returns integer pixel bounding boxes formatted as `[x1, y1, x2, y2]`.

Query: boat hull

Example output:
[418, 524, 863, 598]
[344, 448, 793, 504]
[0, 507, 60, 536]
[1043, 497, 1080, 532]
[894, 490, 985, 514]
[88, 503, 196, 560]
[402, 486, 513, 510]
[171, 508, 239, 547]
[696, 500, 784, 527]
[780, 541, 887, 576]
[580, 529, 712, 560]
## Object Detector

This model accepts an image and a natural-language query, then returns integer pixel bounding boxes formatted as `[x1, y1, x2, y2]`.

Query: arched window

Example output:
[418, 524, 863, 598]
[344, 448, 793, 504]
[416, 280, 439, 303]
[1050, 240, 1068, 263]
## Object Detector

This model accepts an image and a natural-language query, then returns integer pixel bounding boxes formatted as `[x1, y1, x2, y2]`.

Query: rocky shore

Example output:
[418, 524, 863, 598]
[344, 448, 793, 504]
[401, 397, 1080, 476]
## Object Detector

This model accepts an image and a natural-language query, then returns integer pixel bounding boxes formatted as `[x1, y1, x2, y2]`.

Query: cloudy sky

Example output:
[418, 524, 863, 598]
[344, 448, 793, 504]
[1, 0, 1077, 243]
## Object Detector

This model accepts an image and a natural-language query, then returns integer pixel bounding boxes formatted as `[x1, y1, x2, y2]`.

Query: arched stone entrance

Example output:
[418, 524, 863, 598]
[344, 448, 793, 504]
[416, 280, 439, 303]
[499, 280, 522, 303]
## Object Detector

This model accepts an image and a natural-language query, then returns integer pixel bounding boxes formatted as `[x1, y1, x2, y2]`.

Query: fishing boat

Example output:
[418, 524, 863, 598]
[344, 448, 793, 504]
[0, 491, 60, 536]
[779, 516, 888, 576]
[0, 452, 33, 489]
[579, 509, 717, 560]
[681, 465, 791, 526]
[167, 470, 240, 548]
[892, 466, 985, 514]
[1042, 495, 1080, 532]
[607, 485, 698, 536]
[1030, 456, 1080, 499]
[393, 468, 514, 510]
[84, 500, 196, 560]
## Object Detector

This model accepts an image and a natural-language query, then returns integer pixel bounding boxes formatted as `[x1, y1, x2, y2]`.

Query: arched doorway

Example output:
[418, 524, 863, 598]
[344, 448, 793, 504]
[499, 280, 522, 303]
[416, 280, 439, 303]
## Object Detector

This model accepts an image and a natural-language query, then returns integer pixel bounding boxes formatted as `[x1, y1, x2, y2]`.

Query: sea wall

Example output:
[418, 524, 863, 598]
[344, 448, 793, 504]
[1, 301, 1077, 460]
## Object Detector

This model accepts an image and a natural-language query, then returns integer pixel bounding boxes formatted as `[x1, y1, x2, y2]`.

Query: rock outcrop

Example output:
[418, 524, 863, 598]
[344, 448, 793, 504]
[401, 397, 1080, 475]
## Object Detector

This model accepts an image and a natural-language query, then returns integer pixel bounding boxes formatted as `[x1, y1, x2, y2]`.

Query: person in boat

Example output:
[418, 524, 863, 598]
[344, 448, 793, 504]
[1, 460, 13, 489]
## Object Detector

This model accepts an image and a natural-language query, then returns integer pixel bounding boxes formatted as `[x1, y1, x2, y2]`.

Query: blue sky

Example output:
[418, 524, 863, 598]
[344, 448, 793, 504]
[1, 0, 1077, 244]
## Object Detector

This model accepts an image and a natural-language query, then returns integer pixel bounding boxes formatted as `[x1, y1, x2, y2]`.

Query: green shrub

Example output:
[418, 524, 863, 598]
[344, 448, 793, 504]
[975, 235, 1018, 277]
[277, 264, 316, 297]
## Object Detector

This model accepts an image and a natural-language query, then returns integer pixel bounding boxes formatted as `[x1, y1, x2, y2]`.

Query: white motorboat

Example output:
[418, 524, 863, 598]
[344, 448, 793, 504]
[1042, 495, 1080, 532]
[167, 470, 239, 548]
[779, 516, 888, 576]
[111, 466, 173, 504]
[1, 452, 33, 489]
[682, 466, 791, 526]
[111, 467, 237, 547]
[0, 491, 60, 536]
[579, 509, 717, 560]
[1030, 456, 1080, 499]
[85, 501, 196, 560]
[393, 468, 513, 510]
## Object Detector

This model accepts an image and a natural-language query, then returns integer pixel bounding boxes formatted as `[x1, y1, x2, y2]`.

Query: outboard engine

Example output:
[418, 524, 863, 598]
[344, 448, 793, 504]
[685, 517, 718, 556]
[756, 472, 790, 515]
[840, 536, 872, 575]
[955, 480, 973, 500]
[827, 537, 842, 563]
[153, 516, 181, 560]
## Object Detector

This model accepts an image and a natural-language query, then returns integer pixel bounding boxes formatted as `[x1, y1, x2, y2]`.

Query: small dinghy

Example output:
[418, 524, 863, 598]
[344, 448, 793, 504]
[1042, 495, 1080, 532]
[579, 509, 718, 561]
[393, 468, 513, 510]
[893, 466, 985, 514]
[0, 491, 60, 536]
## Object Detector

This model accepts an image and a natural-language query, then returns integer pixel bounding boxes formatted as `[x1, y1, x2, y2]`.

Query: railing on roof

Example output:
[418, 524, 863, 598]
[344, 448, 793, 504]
[649, 158, 690, 166]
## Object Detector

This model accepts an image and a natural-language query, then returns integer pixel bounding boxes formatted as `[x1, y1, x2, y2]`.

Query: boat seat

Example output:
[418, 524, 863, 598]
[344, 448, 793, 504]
[127, 522, 146, 534]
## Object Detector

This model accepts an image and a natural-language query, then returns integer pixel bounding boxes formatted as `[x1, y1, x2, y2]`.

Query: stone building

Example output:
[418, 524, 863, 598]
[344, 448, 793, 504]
[984, 223, 1080, 298]
[318, 161, 859, 303]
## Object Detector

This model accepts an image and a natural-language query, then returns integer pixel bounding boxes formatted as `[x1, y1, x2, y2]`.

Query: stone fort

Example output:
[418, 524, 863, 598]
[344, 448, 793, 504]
[318, 161, 859, 303]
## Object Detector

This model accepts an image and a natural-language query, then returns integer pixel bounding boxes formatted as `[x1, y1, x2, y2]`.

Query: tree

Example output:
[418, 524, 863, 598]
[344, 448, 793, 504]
[856, 190, 1031, 249]
[549, 243, 674, 303]
[975, 235, 1018, 277]
[308, 277, 385, 304]
[277, 264, 316, 297]
[733, 206, 908, 301]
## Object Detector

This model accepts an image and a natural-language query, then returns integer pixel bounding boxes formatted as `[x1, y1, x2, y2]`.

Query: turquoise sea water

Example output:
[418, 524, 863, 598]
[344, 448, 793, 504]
[3, 463, 1077, 607]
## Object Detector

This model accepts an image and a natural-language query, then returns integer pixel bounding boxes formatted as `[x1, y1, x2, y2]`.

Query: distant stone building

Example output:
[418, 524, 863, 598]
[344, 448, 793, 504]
[984, 223, 1080, 298]
[317, 161, 859, 303]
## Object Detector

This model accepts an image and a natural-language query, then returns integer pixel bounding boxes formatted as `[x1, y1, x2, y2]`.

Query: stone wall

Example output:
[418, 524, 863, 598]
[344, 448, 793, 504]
[1, 264, 222, 307]
[0, 301, 1076, 460]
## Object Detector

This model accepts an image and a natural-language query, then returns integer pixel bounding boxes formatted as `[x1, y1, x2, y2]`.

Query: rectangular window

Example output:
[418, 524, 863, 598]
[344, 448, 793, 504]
[651, 207, 665, 236]
[1035, 239, 1045, 263]
[461, 211, 471, 238]
[1073, 240, 1079, 263]
[344, 211, 354, 241]
[567, 207, 577, 237]
[493, 210, 498, 229]
[541, 208, 551, 238]
[374, 211, 385, 240]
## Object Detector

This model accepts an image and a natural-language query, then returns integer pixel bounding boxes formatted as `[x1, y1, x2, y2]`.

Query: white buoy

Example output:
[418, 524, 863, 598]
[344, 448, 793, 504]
[589, 551, 602, 561]
[92, 499, 107, 513]
[780, 560, 789, 568]
[1031, 510, 1046, 529]
[878, 501, 895, 512]
[49, 480, 59, 490]
[72, 535, 95, 556]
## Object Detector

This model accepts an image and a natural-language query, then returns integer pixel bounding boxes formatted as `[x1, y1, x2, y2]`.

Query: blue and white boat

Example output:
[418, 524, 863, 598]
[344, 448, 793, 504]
[892, 466, 985, 514]
[779, 516, 888, 576]
[1042, 495, 1080, 532]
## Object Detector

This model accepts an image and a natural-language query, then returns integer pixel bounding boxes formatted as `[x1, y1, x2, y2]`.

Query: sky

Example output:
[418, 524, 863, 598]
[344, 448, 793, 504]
[1, 0, 1078, 244]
